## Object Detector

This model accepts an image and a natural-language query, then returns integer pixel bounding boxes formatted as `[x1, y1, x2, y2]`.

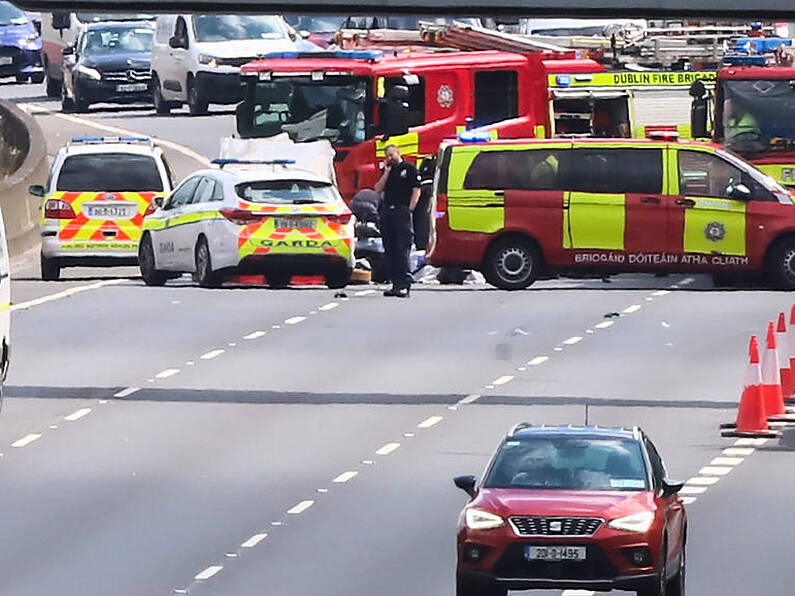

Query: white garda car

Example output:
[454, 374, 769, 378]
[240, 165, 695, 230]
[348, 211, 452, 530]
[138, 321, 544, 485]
[139, 159, 355, 288]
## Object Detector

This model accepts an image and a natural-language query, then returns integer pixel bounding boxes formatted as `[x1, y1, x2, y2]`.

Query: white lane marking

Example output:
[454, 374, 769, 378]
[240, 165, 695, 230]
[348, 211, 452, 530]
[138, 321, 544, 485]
[661, 321, 671, 328]
[492, 375, 514, 386]
[228, 342, 236, 347]
[49, 425, 58, 429]
[155, 368, 180, 379]
[652, 290, 670, 297]
[185, 362, 195, 366]
[114, 387, 140, 398]
[319, 302, 339, 311]
[679, 486, 708, 495]
[200, 349, 224, 360]
[562, 591, 596, 596]
[723, 447, 754, 456]
[194, 565, 223, 581]
[645, 297, 653, 302]
[622, 304, 642, 314]
[244, 331, 266, 340]
[64, 408, 92, 422]
[240, 533, 268, 548]
[376, 442, 401, 456]
[734, 438, 768, 447]
[361, 459, 374, 465]
[333, 471, 358, 484]
[595, 321, 614, 329]
[418, 416, 443, 429]
[355, 289, 376, 296]
[585, 329, 594, 334]
[686, 476, 720, 486]
[287, 500, 314, 514]
[285, 316, 306, 325]
[700, 466, 732, 476]
[553, 347, 563, 352]
[563, 336, 583, 345]
[528, 356, 549, 366]
[21, 103, 212, 166]
[11, 279, 126, 312]
[711, 456, 744, 466]
[12, 433, 41, 448]
[457, 394, 481, 405]
[317, 488, 328, 493]
[680, 496, 698, 505]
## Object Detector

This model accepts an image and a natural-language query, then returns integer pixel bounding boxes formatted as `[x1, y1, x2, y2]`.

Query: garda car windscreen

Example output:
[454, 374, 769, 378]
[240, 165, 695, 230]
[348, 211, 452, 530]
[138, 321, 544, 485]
[722, 80, 795, 152]
[56, 154, 164, 192]
[236, 180, 339, 204]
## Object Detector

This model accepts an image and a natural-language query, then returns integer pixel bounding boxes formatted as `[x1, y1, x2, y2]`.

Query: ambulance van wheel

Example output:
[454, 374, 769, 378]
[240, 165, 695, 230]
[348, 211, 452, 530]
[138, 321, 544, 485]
[195, 236, 222, 288]
[483, 236, 540, 290]
[139, 234, 168, 287]
[767, 237, 795, 290]
[40, 255, 60, 281]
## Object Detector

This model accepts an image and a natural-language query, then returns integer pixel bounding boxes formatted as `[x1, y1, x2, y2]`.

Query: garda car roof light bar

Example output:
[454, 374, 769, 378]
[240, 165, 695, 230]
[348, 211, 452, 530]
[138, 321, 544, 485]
[212, 158, 297, 169]
[68, 136, 153, 147]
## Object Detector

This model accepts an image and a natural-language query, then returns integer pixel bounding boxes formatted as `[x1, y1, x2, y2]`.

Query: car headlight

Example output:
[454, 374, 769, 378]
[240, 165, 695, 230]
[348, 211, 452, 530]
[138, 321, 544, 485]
[608, 511, 655, 533]
[465, 508, 505, 530]
[198, 53, 219, 68]
[76, 64, 101, 80]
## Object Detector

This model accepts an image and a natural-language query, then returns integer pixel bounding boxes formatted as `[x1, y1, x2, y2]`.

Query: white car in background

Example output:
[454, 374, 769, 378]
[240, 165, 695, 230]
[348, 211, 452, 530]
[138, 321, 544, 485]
[139, 160, 355, 289]
[151, 14, 297, 115]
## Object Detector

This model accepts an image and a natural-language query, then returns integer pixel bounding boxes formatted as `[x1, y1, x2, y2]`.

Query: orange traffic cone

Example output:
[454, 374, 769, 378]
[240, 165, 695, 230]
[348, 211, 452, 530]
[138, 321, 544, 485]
[788, 305, 795, 402]
[722, 336, 779, 438]
[761, 321, 795, 423]
[776, 313, 793, 399]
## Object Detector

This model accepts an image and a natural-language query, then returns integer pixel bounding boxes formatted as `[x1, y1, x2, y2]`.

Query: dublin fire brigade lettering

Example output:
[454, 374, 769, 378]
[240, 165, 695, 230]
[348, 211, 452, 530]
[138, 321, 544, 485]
[258, 239, 334, 248]
[610, 71, 716, 86]
[575, 252, 748, 266]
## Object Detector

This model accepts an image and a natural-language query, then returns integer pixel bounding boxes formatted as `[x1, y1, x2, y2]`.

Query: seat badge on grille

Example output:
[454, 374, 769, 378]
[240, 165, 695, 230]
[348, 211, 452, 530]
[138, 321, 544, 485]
[549, 521, 562, 533]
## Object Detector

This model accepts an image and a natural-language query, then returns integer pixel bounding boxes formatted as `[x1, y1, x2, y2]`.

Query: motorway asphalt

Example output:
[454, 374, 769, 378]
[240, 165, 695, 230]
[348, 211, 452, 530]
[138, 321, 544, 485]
[0, 81, 793, 596]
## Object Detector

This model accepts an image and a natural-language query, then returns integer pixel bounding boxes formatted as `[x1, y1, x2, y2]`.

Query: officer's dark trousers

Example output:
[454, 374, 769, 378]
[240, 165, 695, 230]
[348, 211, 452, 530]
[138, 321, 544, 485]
[380, 205, 413, 289]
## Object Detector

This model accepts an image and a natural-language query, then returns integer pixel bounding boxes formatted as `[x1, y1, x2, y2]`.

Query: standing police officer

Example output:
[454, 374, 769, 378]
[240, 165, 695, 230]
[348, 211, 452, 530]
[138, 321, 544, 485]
[375, 144, 421, 298]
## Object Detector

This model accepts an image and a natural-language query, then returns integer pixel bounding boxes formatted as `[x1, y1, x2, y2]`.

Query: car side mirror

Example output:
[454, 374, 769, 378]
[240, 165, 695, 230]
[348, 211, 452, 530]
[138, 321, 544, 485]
[730, 183, 752, 201]
[454, 475, 477, 498]
[28, 184, 45, 197]
[153, 196, 164, 209]
[662, 478, 685, 498]
[169, 36, 188, 50]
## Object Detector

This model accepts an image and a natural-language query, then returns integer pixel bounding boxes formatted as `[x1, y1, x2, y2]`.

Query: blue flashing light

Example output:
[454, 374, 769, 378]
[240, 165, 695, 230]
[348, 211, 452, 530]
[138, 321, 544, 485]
[556, 74, 572, 86]
[212, 158, 297, 168]
[458, 130, 493, 143]
[724, 54, 769, 67]
[70, 136, 150, 144]
[71, 136, 103, 142]
[263, 50, 383, 61]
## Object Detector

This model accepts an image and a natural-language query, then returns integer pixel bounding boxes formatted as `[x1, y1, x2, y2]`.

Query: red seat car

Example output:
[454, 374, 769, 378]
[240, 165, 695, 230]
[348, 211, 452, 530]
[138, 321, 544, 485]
[454, 424, 687, 596]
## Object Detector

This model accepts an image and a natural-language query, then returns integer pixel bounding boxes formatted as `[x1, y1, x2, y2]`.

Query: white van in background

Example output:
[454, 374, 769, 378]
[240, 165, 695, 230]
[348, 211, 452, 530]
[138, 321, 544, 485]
[151, 14, 297, 116]
[40, 11, 154, 97]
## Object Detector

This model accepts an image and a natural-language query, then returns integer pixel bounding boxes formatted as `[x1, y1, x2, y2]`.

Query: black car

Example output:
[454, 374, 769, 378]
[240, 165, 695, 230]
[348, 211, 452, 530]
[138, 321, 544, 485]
[61, 21, 154, 113]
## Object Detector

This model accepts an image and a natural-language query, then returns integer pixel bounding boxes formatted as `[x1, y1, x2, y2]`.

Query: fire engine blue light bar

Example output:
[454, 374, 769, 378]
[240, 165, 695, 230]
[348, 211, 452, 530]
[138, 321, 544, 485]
[458, 130, 494, 143]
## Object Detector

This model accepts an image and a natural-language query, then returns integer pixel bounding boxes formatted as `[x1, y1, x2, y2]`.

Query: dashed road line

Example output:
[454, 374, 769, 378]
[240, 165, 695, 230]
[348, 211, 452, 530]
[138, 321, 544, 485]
[686, 476, 720, 486]
[563, 336, 583, 345]
[155, 368, 180, 379]
[200, 349, 225, 360]
[319, 302, 339, 311]
[284, 316, 306, 325]
[622, 304, 642, 314]
[652, 290, 670, 297]
[711, 456, 744, 466]
[723, 447, 754, 457]
[287, 500, 314, 515]
[418, 416, 443, 429]
[679, 485, 707, 495]
[240, 533, 268, 548]
[64, 408, 92, 422]
[699, 466, 732, 476]
[114, 387, 140, 398]
[332, 471, 358, 484]
[492, 375, 514, 386]
[457, 394, 481, 405]
[243, 331, 266, 340]
[194, 565, 223, 581]
[354, 290, 376, 296]
[12, 433, 41, 448]
[594, 321, 614, 329]
[11, 279, 127, 312]
[528, 356, 549, 366]
[375, 442, 401, 456]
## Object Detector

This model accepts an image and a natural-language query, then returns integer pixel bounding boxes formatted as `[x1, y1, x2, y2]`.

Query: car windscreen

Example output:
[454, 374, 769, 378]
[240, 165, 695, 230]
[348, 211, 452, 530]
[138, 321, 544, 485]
[77, 13, 155, 24]
[56, 153, 163, 192]
[0, 2, 27, 26]
[192, 15, 285, 42]
[285, 15, 346, 33]
[483, 437, 649, 491]
[80, 27, 153, 56]
[236, 179, 339, 204]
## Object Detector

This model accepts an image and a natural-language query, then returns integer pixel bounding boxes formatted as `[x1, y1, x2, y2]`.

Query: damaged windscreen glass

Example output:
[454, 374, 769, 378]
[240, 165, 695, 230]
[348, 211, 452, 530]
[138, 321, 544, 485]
[722, 80, 795, 153]
[249, 78, 369, 146]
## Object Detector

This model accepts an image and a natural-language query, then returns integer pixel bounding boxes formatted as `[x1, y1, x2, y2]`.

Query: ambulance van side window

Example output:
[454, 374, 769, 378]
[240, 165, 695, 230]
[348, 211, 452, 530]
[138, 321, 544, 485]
[463, 149, 562, 191]
[678, 150, 742, 199]
[560, 149, 662, 195]
[474, 71, 518, 127]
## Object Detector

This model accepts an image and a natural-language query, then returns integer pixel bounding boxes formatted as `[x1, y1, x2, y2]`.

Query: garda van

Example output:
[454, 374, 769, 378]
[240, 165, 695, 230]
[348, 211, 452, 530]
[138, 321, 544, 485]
[429, 131, 795, 289]
[40, 11, 154, 97]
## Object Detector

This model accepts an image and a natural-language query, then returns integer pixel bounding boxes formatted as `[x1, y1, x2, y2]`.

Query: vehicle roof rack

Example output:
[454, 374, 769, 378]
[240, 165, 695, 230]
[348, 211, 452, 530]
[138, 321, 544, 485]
[67, 136, 154, 148]
[212, 158, 297, 169]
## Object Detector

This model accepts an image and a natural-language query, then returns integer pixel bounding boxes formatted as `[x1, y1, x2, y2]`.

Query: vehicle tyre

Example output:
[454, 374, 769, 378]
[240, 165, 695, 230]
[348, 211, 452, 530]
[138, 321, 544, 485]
[195, 236, 222, 288]
[767, 237, 795, 289]
[31, 73, 44, 85]
[60, 84, 74, 113]
[45, 60, 61, 97]
[636, 540, 667, 596]
[325, 266, 352, 289]
[456, 576, 506, 596]
[267, 271, 291, 289]
[668, 545, 686, 596]
[152, 74, 171, 115]
[483, 235, 541, 290]
[187, 77, 208, 116]
[40, 254, 61, 281]
[138, 234, 168, 287]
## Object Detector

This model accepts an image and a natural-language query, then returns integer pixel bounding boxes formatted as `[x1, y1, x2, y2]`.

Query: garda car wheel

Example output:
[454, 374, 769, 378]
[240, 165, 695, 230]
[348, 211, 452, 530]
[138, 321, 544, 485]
[325, 266, 352, 289]
[195, 237, 222, 288]
[483, 236, 540, 290]
[40, 254, 60, 281]
[139, 234, 168, 287]
[768, 238, 795, 289]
